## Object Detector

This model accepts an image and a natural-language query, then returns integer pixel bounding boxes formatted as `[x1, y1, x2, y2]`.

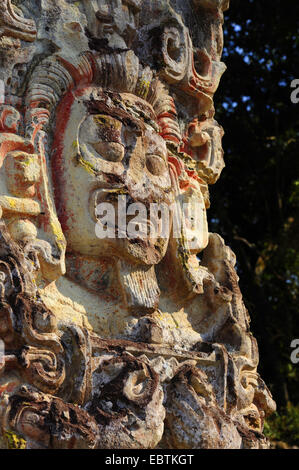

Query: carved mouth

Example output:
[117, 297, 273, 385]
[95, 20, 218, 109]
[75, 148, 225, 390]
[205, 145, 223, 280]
[90, 188, 166, 242]
[126, 216, 159, 242]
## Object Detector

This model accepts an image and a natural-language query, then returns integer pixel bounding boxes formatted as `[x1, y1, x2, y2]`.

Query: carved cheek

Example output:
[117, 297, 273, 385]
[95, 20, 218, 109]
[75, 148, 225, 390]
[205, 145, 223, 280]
[145, 154, 172, 195]
[181, 187, 209, 253]
[139, 129, 171, 189]
[146, 154, 168, 177]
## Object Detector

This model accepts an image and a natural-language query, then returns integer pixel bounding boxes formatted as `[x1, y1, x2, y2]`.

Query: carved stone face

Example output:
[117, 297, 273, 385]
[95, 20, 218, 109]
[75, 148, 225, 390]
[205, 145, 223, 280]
[52, 88, 173, 265]
[83, 0, 141, 49]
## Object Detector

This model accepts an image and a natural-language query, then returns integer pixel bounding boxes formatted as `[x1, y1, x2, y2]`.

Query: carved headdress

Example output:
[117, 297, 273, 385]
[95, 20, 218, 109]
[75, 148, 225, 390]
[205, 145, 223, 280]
[0, 0, 277, 451]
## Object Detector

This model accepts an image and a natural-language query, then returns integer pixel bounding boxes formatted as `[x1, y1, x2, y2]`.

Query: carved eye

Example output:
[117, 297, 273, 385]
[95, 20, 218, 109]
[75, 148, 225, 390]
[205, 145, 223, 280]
[146, 154, 167, 176]
[92, 142, 125, 162]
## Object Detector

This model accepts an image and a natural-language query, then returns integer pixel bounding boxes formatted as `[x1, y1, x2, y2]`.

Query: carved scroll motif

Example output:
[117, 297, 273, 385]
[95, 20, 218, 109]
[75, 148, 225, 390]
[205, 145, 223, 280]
[0, 0, 276, 450]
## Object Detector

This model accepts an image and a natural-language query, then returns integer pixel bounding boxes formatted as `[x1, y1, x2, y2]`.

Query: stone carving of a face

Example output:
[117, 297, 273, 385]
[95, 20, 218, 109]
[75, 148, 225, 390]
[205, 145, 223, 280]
[52, 88, 173, 266]
[83, 0, 141, 49]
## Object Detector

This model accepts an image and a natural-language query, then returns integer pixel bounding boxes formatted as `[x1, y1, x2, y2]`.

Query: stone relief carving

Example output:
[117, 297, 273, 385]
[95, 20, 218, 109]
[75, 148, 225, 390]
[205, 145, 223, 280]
[0, 0, 276, 449]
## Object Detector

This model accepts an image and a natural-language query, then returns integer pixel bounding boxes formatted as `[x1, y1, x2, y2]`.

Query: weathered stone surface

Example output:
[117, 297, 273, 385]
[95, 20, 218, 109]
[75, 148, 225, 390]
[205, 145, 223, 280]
[0, 0, 275, 449]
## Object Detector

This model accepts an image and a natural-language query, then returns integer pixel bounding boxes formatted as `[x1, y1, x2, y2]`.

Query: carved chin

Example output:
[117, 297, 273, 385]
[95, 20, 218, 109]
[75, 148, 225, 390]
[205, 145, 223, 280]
[125, 237, 168, 265]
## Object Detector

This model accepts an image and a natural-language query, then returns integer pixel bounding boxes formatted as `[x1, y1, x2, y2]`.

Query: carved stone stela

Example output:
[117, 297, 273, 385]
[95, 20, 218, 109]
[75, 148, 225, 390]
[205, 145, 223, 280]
[0, 0, 275, 449]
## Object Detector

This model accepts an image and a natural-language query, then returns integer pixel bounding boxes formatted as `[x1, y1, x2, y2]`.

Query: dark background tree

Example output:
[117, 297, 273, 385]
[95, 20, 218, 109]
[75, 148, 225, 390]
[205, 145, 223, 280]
[210, 0, 299, 428]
